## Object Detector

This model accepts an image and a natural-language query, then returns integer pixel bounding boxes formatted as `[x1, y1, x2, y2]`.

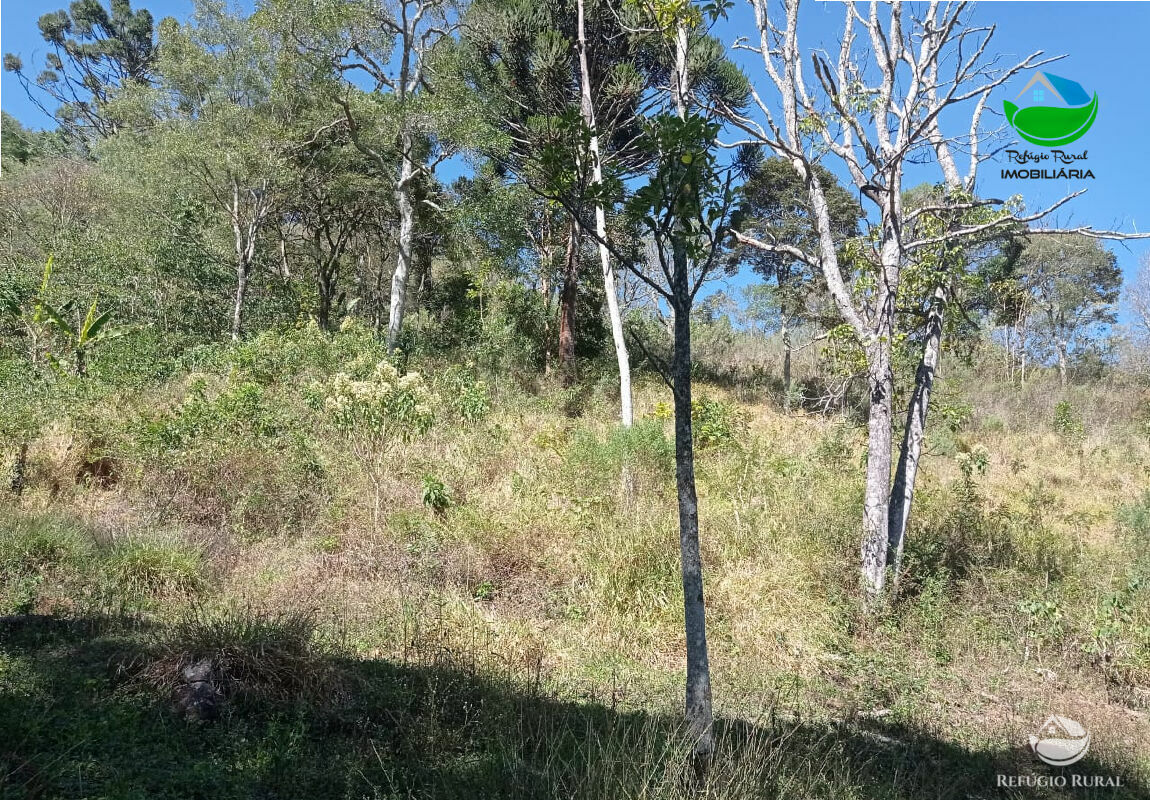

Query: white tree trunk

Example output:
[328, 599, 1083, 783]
[888, 283, 946, 582]
[861, 333, 894, 600]
[781, 317, 792, 411]
[388, 129, 416, 352]
[576, 0, 632, 426]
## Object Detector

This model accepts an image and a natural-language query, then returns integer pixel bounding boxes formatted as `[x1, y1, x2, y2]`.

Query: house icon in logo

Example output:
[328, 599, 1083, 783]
[1004, 72, 1099, 147]
[1014, 73, 1093, 108]
[1029, 715, 1091, 766]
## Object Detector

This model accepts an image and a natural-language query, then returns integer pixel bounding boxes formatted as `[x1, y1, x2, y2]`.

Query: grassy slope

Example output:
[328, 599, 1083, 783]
[3, 327, 1150, 798]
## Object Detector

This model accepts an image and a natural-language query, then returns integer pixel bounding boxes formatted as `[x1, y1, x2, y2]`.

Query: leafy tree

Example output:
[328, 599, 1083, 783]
[118, 1, 290, 341]
[259, 0, 465, 353]
[4, 0, 157, 148]
[459, 0, 646, 386]
[1017, 234, 1122, 387]
[609, 0, 749, 768]
[733, 155, 861, 408]
[0, 113, 69, 170]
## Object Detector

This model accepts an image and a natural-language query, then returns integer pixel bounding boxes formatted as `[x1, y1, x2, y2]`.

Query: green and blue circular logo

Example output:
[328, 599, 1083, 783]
[1004, 72, 1098, 147]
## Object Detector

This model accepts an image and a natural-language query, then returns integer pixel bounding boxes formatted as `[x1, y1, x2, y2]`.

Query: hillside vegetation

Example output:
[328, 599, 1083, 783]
[3, 324, 1150, 798]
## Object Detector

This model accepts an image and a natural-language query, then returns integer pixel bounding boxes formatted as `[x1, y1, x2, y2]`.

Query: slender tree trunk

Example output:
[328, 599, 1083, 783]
[279, 235, 291, 280]
[231, 258, 248, 342]
[558, 219, 580, 383]
[228, 181, 262, 343]
[1057, 340, 1069, 387]
[576, 0, 632, 426]
[9, 442, 28, 495]
[781, 318, 793, 412]
[887, 283, 946, 583]
[672, 26, 689, 119]
[671, 257, 713, 767]
[388, 129, 416, 352]
[669, 21, 712, 768]
[317, 267, 334, 332]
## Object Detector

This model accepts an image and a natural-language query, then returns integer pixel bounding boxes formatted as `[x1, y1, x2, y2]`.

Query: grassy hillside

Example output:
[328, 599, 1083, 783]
[3, 324, 1150, 798]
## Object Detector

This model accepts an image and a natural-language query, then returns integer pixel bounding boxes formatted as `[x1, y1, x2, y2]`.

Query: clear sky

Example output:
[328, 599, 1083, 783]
[3, 0, 1149, 312]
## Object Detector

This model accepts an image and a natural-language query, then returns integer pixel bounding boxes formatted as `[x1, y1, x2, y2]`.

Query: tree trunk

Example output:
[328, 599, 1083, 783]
[576, 0, 632, 426]
[231, 258, 248, 342]
[669, 20, 713, 770]
[781, 318, 793, 412]
[1057, 340, 1069, 387]
[861, 330, 894, 601]
[672, 26, 689, 119]
[229, 181, 255, 343]
[388, 129, 416, 352]
[558, 219, 580, 383]
[9, 442, 28, 495]
[317, 267, 334, 332]
[671, 260, 713, 767]
[887, 283, 946, 584]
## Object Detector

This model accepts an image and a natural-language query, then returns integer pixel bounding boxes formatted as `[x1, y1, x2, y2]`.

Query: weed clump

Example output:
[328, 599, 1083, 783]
[106, 538, 205, 597]
[136, 607, 341, 711]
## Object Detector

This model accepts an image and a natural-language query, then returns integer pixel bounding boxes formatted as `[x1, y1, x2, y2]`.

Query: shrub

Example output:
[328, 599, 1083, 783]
[692, 396, 744, 449]
[310, 361, 435, 524]
[1053, 400, 1086, 444]
[437, 365, 490, 422]
[564, 420, 674, 496]
[421, 474, 453, 514]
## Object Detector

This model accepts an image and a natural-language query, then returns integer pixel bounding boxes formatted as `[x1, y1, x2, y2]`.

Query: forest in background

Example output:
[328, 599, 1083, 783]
[2, 0, 1150, 797]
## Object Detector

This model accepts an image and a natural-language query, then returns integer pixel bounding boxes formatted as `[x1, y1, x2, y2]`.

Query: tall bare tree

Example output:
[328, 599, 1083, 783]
[719, 0, 1148, 600]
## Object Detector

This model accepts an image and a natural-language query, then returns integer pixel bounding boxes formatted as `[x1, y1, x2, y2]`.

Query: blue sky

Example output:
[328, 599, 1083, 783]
[3, 0, 1149, 313]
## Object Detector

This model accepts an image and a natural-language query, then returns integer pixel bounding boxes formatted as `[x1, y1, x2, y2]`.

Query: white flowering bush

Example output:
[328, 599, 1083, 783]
[311, 361, 435, 524]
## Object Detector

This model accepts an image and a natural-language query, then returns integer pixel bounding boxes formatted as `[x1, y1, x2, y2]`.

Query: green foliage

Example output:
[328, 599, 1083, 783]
[567, 418, 675, 489]
[316, 361, 435, 442]
[691, 396, 743, 449]
[421, 474, 453, 514]
[4, 0, 156, 146]
[1117, 491, 1150, 551]
[955, 443, 989, 483]
[650, 395, 745, 449]
[142, 377, 284, 454]
[437, 365, 491, 422]
[1052, 400, 1086, 444]
[0, 514, 93, 577]
[735, 156, 862, 329]
[311, 360, 435, 523]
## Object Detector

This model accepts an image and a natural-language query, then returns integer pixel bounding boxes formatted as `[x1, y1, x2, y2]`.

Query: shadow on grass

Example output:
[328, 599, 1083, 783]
[1, 613, 1147, 800]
